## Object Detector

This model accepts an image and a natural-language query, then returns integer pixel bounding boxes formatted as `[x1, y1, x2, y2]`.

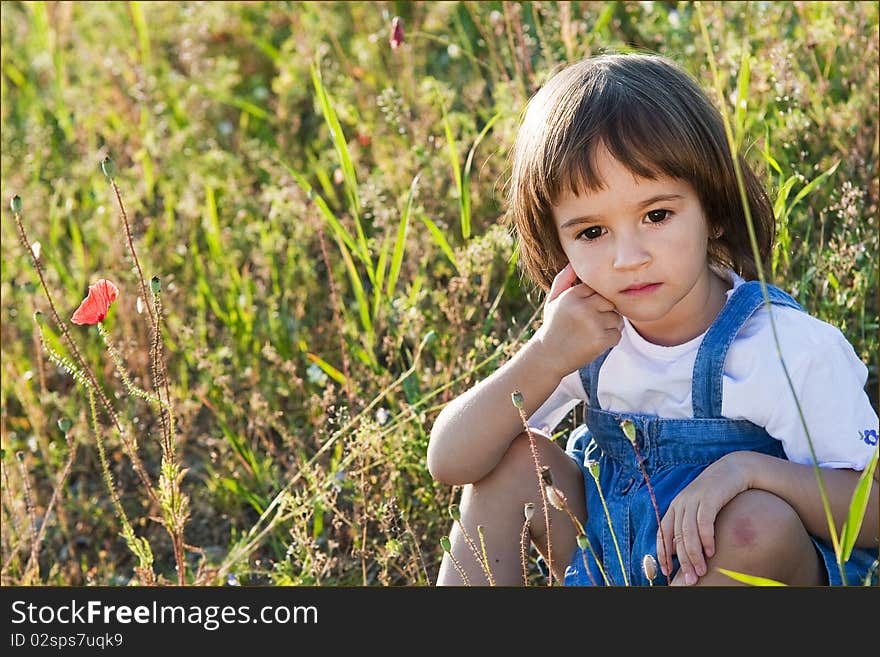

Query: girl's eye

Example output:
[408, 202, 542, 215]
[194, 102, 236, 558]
[577, 226, 605, 241]
[646, 209, 670, 223]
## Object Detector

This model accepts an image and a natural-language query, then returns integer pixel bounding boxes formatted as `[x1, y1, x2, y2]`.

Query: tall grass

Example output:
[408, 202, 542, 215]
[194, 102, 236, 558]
[1, 1, 876, 586]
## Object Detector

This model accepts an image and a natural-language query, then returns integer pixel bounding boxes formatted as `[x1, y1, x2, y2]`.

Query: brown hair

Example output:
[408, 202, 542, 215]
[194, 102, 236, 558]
[506, 53, 774, 292]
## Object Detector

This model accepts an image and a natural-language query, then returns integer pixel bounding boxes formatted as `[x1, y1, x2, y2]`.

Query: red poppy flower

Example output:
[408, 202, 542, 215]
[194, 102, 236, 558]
[389, 16, 404, 50]
[71, 279, 119, 325]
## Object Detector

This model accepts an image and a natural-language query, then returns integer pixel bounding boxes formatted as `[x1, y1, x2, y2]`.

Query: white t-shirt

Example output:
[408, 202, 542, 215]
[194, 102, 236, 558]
[529, 272, 879, 471]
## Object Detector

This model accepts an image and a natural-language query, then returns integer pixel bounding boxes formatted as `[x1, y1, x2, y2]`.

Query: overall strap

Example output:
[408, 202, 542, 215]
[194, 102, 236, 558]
[579, 348, 612, 410]
[691, 280, 803, 418]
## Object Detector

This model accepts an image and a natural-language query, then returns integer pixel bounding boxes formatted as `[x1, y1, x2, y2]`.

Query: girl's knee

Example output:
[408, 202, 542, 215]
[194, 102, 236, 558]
[716, 489, 805, 553]
[475, 431, 546, 485]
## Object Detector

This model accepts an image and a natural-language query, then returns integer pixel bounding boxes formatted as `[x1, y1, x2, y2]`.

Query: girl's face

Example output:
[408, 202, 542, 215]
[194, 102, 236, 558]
[552, 144, 727, 346]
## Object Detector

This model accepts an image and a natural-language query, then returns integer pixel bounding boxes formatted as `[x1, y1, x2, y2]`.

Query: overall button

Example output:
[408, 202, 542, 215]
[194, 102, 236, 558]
[619, 477, 635, 495]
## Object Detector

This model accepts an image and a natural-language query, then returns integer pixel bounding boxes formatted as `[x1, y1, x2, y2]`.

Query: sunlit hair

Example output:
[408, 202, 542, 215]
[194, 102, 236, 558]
[505, 53, 774, 292]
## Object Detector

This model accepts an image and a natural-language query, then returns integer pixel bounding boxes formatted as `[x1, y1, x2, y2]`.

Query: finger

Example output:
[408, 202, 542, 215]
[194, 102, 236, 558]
[696, 501, 716, 560]
[680, 512, 706, 580]
[547, 263, 578, 303]
[657, 511, 675, 577]
[671, 516, 697, 587]
[586, 294, 616, 312]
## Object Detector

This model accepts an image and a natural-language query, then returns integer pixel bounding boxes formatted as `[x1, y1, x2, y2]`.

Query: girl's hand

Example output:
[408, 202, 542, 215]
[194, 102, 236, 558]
[656, 452, 753, 585]
[532, 263, 623, 378]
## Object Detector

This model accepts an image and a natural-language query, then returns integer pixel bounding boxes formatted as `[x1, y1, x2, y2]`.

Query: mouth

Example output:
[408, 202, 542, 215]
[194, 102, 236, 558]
[620, 282, 662, 296]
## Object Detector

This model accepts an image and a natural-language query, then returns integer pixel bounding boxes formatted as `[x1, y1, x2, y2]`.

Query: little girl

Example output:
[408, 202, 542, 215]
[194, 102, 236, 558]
[427, 53, 879, 586]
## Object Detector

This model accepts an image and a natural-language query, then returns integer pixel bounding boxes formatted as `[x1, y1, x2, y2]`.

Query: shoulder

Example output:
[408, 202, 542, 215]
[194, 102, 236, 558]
[728, 301, 867, 382]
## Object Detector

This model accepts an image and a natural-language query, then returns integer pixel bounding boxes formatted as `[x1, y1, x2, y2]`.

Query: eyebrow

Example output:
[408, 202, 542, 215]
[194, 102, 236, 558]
[559, 193, 685, 229]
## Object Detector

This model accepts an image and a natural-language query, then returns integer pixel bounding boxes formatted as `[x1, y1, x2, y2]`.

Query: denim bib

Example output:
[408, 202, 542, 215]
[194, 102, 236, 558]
[563, 281, 877, 586]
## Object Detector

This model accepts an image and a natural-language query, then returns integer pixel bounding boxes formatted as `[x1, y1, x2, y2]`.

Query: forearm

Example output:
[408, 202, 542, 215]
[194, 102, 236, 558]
[741, 451, 879, 548]
[427, 337, 563, 485]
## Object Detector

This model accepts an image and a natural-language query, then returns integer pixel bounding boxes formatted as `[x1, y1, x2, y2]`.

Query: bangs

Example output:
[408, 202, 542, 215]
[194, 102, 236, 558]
[530, 81, 709, 209]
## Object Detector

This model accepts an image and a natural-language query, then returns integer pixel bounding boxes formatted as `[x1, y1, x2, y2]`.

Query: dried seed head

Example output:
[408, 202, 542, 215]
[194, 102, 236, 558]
[10, 195, 22, 213]
[545, 485, 566, 511]
[620, 419, 637, 445]
[440, 536, 452, 552]
[449, 505, 461, 521]
[511, 390, 524, 409]
[101, 156, 115, 179]
[642, 553, 658, 583]
[523, 502, 535, 521]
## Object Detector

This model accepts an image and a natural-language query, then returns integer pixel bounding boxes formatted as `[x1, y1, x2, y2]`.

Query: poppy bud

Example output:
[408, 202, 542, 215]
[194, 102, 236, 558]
[576, 534, 589, 549]
[101, 156, 115, 179]
[523, 502, 534, 521]
[449, 505, 461, 521]
[33, 310, 45, 325]
[11, 195, 22, 213]
[150, 276, 161, 294]
[57, 418, 73, 433]
[545, 485, 566, 512]
[389, 16, 404, 50]
[642, 554, 658, 584]
[511, 391, 524, 409]
[620, 419, 637, 445]
[440, 536, 452, 552]
[586, 459, 600, 481]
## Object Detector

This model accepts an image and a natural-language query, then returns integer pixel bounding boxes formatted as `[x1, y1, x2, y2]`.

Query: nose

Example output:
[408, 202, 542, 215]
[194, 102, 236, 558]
[612, 235, 651, 271]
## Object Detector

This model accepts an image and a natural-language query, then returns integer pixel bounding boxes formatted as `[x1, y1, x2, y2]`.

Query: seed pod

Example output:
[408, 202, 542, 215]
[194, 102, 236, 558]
[586, 459, 600, 481]
[511, 390, 524, 409]
[576, 534, 589, 549]
[449, 505, 461, 521]
[101, 156, 115, 179]
[523, 502, 535, 521]
[440, 536, 452, 552]
[150, 276, 161, 294]
[545, 485, 565, 511]
[11, 195, 22, 213]
[642, 554, 658, 583]
[57, 418, 73, 433]
[620, 419, 637, 444]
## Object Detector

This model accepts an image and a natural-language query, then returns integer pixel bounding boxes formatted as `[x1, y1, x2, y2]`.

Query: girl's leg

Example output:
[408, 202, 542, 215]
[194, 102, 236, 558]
[681, 489, 824, 586]
[436, 430, 587, 586]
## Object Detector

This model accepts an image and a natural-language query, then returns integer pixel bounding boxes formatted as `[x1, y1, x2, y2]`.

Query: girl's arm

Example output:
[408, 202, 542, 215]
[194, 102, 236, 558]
[426, 336, 567, 485]
[738, 450, 879, 547]
[427, 263, 622, 485]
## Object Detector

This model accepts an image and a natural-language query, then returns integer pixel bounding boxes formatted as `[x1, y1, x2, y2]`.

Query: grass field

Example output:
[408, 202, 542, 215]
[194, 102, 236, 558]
[1, 1, 877, 586]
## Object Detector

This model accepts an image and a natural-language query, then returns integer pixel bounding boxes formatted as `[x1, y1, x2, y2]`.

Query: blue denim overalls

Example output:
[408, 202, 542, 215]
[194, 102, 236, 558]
[563, 280, 878, 586]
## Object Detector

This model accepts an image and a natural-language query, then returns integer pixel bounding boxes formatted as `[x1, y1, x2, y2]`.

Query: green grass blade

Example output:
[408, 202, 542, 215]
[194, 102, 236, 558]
[716, 568, 786, 586]
[372, 232, 390, 322]
[419, 212, 460, 273]
[311, 64, 372, 280]
[461, 111, 501, 241]
[733, 47, 751, 151]
[280, 160, 360, 259]
[129, 1, 151, 68]
[788, 159, 840, 214]
[840, 446, 879, 562]
[305, 352, 347, 385]
[437, 89, 465, 239]
[387, 174, 419, 302]
[334, 234, 374, 348]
